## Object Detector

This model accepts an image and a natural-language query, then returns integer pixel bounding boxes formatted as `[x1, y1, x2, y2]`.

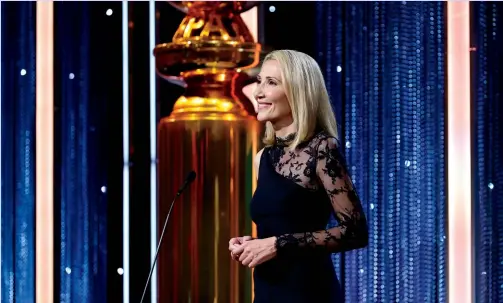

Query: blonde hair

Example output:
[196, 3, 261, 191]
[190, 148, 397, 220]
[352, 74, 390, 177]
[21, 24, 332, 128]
[261, 49, 339, 149]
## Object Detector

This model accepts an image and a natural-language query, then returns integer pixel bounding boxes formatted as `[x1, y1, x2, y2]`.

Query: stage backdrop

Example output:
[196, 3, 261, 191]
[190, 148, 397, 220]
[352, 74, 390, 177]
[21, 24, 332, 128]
[0, 2, 37, 302]
[54, 2, 107, 302]
[316, 2, 447, 302]
[2, 2, 503, 303]
[53, 2, 125, 302]
[471, 2, 503, 303]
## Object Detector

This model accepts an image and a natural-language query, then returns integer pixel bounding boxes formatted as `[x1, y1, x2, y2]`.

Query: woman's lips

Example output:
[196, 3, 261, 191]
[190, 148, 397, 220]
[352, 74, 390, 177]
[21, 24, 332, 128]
[257, 103, 272, 110]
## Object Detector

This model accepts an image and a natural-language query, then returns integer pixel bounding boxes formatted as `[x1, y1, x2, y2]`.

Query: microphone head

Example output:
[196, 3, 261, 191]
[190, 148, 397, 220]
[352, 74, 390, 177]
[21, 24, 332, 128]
[186, 170, 197, 183]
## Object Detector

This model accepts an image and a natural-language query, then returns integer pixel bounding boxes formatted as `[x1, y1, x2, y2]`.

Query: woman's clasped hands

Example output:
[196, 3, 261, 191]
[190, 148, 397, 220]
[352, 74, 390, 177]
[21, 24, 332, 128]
[228, 236, 277, 268]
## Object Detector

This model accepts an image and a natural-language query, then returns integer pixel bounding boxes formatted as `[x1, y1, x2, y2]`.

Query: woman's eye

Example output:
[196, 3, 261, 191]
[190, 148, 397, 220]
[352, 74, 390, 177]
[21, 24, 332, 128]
[268, 80, 276, 86]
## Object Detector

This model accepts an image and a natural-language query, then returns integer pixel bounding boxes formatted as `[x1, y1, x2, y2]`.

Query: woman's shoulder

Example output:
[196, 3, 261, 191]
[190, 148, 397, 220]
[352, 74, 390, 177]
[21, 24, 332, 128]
[255, 148, 266, 162]
[253, 148, 266, 179]
[308, 130, 340, 151]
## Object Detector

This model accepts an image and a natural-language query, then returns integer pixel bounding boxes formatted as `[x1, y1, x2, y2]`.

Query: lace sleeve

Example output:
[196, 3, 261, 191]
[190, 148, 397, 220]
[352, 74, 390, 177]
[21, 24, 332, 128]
[275, 137, 369, 253]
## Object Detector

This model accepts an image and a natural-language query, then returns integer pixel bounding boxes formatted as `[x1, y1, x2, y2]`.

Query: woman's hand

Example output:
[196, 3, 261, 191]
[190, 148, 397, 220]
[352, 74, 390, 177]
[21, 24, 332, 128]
[229, 236, 253, 261]
[231, 237, 277, 268]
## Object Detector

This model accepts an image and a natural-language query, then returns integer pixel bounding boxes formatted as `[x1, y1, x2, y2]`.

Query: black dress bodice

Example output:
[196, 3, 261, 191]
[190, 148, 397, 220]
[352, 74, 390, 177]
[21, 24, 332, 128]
[249, 131, 368, 303]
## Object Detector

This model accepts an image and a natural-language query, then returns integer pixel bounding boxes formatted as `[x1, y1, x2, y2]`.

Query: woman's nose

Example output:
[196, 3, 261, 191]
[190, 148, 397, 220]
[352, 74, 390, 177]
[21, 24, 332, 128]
[254, 86, 265, 100]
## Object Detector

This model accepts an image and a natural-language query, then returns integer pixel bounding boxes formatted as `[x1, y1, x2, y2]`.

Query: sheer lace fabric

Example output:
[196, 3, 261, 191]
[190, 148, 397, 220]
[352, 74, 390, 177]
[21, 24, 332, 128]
[266, 131, 368, 253]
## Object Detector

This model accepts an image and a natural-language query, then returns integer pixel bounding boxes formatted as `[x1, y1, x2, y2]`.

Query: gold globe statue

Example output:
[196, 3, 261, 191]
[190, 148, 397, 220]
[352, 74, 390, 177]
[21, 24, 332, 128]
[154, 2, 263, 303]
[155, 1, 261, 120]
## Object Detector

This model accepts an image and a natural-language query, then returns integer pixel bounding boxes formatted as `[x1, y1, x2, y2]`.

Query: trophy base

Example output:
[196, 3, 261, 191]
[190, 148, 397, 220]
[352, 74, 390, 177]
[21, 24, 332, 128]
[166, 68, 257, 121]
[166, 96, 255, 122]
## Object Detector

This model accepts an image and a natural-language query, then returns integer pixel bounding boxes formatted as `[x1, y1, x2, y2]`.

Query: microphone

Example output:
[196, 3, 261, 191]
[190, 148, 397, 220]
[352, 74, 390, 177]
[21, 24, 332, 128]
[176, 170, 196, 196]
[139, 170, 197, 303]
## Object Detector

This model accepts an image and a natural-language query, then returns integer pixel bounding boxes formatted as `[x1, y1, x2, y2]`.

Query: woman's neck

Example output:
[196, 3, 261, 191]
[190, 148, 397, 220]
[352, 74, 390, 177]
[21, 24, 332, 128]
[272, 119, 296, 138]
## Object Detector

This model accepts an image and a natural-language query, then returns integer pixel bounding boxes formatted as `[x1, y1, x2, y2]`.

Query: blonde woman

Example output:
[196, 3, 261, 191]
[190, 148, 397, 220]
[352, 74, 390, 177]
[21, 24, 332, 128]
[229, 50, 369, 302]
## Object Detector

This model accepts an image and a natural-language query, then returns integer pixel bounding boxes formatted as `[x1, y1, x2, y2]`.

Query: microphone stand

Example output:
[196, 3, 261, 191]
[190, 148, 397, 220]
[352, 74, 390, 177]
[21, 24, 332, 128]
[139, 171, 196, 303]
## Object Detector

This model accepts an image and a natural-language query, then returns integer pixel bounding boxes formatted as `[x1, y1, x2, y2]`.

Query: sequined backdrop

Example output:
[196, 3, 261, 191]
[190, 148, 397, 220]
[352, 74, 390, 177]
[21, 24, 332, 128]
[315, 2, 447, 302]
[471, 3, 503, 303]
[54, 3, 105, 302]
[2, 2, 503, 302]
[0, 2, 37, 302]
[53, 2, 123, 302]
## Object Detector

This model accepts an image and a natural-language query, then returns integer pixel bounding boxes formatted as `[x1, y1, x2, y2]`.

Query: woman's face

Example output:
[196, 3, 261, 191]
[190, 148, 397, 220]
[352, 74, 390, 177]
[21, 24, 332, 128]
[254, 60, 292, 124]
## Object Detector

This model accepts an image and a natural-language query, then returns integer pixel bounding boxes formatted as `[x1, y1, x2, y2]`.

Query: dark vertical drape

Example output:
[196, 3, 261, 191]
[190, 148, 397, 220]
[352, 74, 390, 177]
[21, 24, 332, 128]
[128, 2, 154, 302]
[54, 2, 118, 302]
[316, 2, 447, 302]
[0, 2, 37, 302]
[471, 3, 503, 303]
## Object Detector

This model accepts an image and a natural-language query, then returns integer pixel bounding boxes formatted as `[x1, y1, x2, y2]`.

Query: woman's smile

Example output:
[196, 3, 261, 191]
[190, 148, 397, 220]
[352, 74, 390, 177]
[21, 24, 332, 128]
[257, 102, 272, 111]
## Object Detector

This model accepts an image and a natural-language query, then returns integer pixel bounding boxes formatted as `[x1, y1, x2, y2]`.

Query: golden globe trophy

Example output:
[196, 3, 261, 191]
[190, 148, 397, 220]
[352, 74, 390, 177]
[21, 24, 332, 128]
[154, 2, 263, 302]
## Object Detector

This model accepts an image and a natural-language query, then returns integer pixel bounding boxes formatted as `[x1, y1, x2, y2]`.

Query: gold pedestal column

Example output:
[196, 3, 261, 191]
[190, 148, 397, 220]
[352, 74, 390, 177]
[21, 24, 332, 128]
[154, 2, 262, 302]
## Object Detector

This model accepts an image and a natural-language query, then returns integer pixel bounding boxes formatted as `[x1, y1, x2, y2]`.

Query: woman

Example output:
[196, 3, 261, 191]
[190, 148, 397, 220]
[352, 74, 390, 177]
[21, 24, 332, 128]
[229, 49, 369, 302]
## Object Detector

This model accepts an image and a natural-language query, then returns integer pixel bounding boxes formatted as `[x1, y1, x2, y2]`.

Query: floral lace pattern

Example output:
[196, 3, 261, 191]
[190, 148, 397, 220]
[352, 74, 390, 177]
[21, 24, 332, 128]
[268, 131, 369, 253]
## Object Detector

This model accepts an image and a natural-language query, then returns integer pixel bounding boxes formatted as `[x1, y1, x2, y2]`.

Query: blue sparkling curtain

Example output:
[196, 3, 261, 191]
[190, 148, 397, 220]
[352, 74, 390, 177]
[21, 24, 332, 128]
[472, 3, 503, 303]
[0, 2, 37, 302]
[316, 2, 447, 302]
[55, 2, 107, 302]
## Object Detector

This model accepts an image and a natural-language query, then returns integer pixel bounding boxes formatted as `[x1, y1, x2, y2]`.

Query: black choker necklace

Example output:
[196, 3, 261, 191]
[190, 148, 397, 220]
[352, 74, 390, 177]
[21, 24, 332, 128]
[275, 133, 296, 146]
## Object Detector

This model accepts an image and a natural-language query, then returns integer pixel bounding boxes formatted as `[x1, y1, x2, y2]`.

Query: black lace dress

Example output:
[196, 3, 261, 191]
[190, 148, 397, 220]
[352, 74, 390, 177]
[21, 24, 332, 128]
[250, 130, 368, 303]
